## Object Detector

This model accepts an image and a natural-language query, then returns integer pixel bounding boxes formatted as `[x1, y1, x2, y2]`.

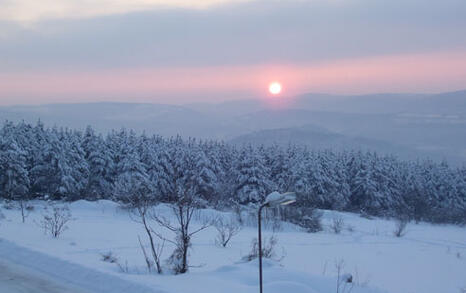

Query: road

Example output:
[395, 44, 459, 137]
[0, 260, 88, 293]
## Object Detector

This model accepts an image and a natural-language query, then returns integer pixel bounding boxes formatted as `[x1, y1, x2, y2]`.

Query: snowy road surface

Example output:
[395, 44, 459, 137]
[0, 260, 87, 293]
[0, 238, 160, 293]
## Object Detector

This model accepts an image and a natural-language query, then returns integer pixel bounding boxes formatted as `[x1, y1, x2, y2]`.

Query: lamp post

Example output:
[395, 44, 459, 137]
[258, 191, 296, 293]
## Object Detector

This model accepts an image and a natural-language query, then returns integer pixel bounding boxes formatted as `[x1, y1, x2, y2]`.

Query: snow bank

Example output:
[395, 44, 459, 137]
[0, 238, 163, 293]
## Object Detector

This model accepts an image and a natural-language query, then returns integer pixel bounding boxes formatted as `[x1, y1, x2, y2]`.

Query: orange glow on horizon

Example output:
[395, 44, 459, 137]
[1, 50, 466, 105]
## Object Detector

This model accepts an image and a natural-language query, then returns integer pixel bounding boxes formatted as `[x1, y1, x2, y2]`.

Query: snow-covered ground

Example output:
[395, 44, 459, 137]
[0, 200, 465, 293]
[0, 258, 90, 293]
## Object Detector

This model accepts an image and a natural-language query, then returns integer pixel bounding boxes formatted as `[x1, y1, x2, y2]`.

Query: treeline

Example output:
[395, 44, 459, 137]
[0, 120, 465, 224]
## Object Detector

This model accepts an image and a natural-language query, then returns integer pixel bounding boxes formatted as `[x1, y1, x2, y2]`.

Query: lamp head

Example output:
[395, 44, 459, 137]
[264, 191, 296, 207]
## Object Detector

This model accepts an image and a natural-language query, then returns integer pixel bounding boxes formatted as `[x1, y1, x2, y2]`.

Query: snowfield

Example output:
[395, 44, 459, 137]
[0, 200, 465, 293]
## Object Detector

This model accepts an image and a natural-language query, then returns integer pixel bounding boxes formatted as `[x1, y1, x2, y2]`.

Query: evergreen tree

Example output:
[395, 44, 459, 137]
[1, 120, 465, 225]
[83, 127, 113, 199]
[233, 145, 271, 204]
[0, 134, 30, 200]
[113, 141, 151, 202]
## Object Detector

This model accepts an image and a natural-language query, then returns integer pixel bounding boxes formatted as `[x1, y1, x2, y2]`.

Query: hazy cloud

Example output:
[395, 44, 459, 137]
[1, 0, 465, 72]
[2, 50, 466, 105]
[0, 0, 250, 23]
[0, 0, 465, 104]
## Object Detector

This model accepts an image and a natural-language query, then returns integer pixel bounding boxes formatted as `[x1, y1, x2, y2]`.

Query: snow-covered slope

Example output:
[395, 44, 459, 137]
[0, 200, 465, 293]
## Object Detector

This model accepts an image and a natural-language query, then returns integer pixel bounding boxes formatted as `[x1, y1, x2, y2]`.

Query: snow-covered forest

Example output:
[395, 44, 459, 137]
[0, 120, 465, 224]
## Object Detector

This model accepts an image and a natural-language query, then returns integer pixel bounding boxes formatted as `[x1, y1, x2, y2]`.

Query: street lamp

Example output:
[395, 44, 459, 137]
[258, 191, 296, 293]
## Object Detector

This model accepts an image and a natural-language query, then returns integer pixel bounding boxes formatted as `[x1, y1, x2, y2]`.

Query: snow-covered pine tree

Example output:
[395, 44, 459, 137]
[82, 126, 113, 199]
[62, 129, 89, 200]
[1, 120, 465, 224]
[233, 145, 271, 204]
[30, 128, 78, 199]
[0, 133, 30, 200]
[113, 138, 152, 203]
[348, 152, 378, 214]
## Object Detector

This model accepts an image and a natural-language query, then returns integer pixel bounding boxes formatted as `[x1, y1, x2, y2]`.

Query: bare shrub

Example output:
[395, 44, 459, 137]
[271, 217, 282, 232]
[282, 206, 323, 233]
[18, 200, 34, 223]
[322, 260, 329, 276]
[166, 239, 186, 274]
[335, 259, 354, 293]
[2, 200, 33, 223]
[152, 197, 212, 274]
[393, 218, 408, 237]
[100, 251, 118, 263]
[39, 204, 72, 238]
[261, 207, 283, 232]
[353, 267, 371, 287]
[331, 214, 344, 234]
[301, 212, 323, 233]
[214, 217, 241, 247]
[359, 211, 373, 220]
[243, 235, 278, 262]
[137, 235, 163, 273]
[2, 200, 15, 210]
[116, 260, 129, 273]
[233, 204, 244, 226]
[0, 209, 4, 227]
[126, 193, 164, 274]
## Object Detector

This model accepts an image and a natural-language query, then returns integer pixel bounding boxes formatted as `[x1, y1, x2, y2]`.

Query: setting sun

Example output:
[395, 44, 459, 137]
[269, 82, 282, 95]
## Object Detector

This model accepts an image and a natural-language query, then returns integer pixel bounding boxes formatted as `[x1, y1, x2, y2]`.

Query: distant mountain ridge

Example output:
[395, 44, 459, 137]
[228, 125, 458, 163]
[0, 89, 465, 165]
[188, 89, 466, 115]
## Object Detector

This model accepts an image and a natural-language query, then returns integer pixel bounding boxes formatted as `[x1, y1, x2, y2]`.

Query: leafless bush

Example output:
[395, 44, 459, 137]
[152, 196, 212, 274]
[331, 214, 344, 234]
[282, 206, 322, 233]
[138, 235, 164, 273]
[359, 211, 373, 220]
[262, 207, 283, 232]
[2, 200, 15, 210]
[301, 212, 323, 232]
[243, 235, 278, 262]
[393, 218, 408, 237]
[19, 200, 34, 223]
[335, 259, 354, 293]
[116, 260, 129, 273]
[166, 238, 186, 274]
[214, 217, 241, 247]
[271, 217, 282, 232]
[2, 200, 33, 223]
[234, 204, 244, 226]
[100, 251, 118, 263]
[353, 267, 371, 287]
[127, 194, 164, 274]
[0, 209, 4, 227]
[39, 205, 72, 238]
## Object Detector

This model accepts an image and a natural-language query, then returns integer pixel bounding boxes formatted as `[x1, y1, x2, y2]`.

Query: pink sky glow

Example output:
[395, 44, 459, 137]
[1, 50, 465, 105]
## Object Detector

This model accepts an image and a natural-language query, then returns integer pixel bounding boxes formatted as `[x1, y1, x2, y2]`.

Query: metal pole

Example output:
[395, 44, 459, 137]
[258, 204, 266, 293]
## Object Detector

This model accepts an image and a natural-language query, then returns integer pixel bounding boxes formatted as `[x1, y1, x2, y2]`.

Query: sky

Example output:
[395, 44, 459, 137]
[0, 0, 466, 105]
